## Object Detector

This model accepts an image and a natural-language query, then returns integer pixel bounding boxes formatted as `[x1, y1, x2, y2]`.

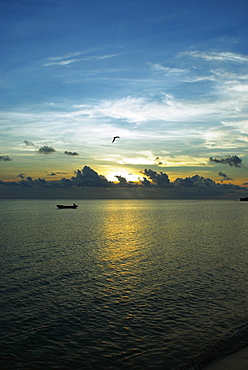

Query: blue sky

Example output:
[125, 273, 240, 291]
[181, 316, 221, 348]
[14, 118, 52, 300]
[1, 0, 248, 197]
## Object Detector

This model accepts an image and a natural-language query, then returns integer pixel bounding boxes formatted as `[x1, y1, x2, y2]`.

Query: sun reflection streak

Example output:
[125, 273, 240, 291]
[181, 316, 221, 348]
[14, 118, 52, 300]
[95, 201, 153, 316]
[100, 201, 143, 265]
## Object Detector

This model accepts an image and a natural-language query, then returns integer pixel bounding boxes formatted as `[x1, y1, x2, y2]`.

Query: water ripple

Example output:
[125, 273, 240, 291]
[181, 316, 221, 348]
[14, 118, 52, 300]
[1, 199, 248, 369]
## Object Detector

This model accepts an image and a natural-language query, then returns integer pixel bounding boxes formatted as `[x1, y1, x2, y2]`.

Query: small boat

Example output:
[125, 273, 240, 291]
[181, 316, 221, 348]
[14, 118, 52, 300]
[57, 203, 78, 209]
[240, 197, 248, 201]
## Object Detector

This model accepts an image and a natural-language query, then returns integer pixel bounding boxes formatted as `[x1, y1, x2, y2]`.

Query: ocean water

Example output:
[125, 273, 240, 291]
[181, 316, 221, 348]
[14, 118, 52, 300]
[1, 199, 248, 369]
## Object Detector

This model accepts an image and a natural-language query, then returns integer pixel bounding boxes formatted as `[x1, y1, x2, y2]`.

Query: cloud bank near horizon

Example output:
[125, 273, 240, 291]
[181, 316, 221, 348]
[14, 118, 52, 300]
[0, 165, 247, 199]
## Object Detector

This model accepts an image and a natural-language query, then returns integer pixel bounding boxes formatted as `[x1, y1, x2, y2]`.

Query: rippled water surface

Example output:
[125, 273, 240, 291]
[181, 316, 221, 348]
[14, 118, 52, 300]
[1, 199, 248, 369]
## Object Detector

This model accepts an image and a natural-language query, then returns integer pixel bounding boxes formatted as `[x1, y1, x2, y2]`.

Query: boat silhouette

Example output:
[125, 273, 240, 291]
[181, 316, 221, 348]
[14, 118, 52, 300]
[57, 203, 78, 209]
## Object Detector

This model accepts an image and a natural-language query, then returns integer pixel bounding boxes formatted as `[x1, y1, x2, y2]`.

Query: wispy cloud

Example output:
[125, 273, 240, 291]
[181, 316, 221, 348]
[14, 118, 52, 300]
[221, 120, 248, 135]
[148, 62, 188, 74]
[75, 94, 246, 124]
[186, 51, 248, 63]
[184, 75, 216, 83]
[48, 51, 84, 61]
[211, 69, 248, 80]
[44, 51, 119, 66]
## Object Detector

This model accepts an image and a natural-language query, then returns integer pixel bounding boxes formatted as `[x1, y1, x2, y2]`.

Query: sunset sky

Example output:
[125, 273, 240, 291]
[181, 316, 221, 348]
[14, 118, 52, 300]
[1, 0, 248, 198]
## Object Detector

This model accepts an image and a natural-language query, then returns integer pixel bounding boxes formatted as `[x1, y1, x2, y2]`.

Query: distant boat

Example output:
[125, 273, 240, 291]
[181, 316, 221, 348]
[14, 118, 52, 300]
[240, 197, 248, 201]
[57, 203, 78, 209]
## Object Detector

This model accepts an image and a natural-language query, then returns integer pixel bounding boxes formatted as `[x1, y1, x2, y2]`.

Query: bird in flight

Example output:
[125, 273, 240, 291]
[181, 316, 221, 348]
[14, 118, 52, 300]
[112, 136, 120, 143]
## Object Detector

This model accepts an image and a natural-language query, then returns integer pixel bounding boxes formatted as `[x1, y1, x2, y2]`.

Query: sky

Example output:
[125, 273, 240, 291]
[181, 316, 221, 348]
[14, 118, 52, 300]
[1, 0, 248, 198]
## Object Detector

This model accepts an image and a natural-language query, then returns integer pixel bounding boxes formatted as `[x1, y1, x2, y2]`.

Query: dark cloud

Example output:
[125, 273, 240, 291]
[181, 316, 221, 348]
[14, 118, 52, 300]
[18, 176, 35, 187]
[209, 155, 243, 167]
[45, 171, 67, 177]
[0, 155, 12, 161]
[71, 166, 111, 187]
[24, 140, 34, 146]
[142, 169, 170, 187]
[37, 146, 56, 154]
[155, 156, 163, 166]
[18, 173, 26, 179]
[140, 177, 152, 187]
[64, 151, 79, 156]
[8, 166, 111, 188]
[115, 175, 127, 186]
[174, 175, 216, 188]
[218, 171, 232, 181]
[1, 165, 247, 199]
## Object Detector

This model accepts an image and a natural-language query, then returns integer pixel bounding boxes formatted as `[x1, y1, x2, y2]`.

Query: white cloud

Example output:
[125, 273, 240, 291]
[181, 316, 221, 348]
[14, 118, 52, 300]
[44, 51, 118, 66]
[184, 75, 216, 83]
[160, 155, 208, 167]
[148, 62, 188, 74]
[48, 51, 85, 61]
[227, 84, 248, 93]
[211, 69, 248, 80]
[221, 120, 248, 135]
[74, 93, 246, 124]
[185, 51, 248, 63]
[202, 126, 247, 149]
[44, 59, 79, 66]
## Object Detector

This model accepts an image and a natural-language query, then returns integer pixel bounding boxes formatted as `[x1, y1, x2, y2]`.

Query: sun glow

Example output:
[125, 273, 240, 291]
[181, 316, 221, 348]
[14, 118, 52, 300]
[106, 171, 141, 182]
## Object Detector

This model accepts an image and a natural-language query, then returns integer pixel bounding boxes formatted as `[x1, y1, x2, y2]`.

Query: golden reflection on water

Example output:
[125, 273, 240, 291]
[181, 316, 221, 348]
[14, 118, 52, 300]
[97, 200, 186, 276]
[96, 201, 149, 308]
[100, 201, 144, 261]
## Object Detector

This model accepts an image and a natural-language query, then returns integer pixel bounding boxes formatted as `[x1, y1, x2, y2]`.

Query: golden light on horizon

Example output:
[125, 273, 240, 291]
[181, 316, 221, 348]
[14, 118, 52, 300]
[106, 171, 141, 183]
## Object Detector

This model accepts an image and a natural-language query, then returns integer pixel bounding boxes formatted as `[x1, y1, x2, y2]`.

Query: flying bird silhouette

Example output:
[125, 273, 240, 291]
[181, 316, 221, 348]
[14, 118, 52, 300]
[112, 136, 120, 143]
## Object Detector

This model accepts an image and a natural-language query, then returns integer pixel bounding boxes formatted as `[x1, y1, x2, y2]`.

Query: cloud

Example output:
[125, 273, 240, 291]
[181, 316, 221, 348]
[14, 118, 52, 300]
[77, 92, 243, 125]
[0, 155, 12, 161]
[64, 151, 79, 156]
[221, 120, 248, 135]
[154, 156, 163, 166]
[186, 51, 248, 63]
[47, 172, 57, 176]
[174, 175, 216, 188]
[18, 173, 26, 179]
[142, 169, 170, 187]
[44, 51, 118, 66]
[148, 63, 188, 74]
[70, 166, 111, 187]
[37, 146, 56, 155]
[140, 177, 152, 187]
[209, 155, 243, 167]
[44, 58, 79, 66]
[0, 166, 247, 199]
[24, 140, 34, 146]
[218, 171, 232, 181]
[184, 75, 216, 83]
[115, 175, 127, 186]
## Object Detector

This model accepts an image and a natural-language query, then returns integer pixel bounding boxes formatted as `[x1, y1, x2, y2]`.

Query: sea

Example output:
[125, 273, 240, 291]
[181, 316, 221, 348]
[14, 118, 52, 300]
[1, 199, 248, 369]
